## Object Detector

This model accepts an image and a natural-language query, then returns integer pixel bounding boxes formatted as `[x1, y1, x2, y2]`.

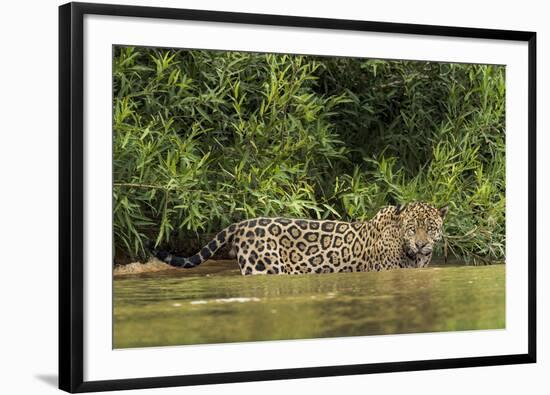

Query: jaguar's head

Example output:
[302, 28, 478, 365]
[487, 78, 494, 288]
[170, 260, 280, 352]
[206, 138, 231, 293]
[395, 202, 448, 266]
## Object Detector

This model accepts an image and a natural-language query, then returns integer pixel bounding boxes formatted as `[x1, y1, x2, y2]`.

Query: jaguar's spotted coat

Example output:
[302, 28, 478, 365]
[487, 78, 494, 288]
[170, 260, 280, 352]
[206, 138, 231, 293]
[156, 202, 448, 275]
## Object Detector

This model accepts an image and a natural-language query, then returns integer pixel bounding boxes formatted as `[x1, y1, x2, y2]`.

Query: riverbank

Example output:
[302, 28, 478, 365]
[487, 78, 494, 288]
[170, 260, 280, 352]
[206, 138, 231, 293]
[114, 258, 175, 276]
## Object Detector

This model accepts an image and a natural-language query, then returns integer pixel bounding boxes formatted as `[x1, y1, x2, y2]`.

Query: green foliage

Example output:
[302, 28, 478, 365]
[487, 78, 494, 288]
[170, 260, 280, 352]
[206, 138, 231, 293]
[113, 46, 505, 264]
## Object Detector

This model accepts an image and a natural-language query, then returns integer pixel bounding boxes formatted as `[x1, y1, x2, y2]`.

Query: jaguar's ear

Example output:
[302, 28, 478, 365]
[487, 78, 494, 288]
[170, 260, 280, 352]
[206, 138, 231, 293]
[439, 204, 449, 219]
[394, 204, 405, 216]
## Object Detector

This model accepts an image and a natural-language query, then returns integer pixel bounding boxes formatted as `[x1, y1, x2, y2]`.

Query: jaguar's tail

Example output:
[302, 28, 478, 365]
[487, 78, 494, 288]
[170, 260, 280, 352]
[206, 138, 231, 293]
[153, 224, 237, 268]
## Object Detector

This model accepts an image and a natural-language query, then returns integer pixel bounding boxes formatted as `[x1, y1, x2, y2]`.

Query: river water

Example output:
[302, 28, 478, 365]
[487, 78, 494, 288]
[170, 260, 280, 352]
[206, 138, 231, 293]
[113, 260, 505, 348]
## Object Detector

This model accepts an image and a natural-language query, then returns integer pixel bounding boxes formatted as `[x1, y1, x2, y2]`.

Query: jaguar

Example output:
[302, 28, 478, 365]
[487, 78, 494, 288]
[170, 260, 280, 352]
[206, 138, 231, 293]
[155, 201, 448, 275]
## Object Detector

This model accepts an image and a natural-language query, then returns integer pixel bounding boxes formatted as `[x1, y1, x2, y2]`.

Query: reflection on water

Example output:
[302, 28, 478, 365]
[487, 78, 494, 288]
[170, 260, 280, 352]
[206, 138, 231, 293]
[113, 260, 505, 349]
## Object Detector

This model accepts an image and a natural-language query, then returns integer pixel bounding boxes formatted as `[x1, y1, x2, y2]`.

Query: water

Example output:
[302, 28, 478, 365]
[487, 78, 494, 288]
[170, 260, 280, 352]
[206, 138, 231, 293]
[113, 260, 505, 349]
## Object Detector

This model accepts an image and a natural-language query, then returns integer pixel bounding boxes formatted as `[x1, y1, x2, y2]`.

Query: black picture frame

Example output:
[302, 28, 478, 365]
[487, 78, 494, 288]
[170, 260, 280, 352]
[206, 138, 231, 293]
[59, 2, 537, 393]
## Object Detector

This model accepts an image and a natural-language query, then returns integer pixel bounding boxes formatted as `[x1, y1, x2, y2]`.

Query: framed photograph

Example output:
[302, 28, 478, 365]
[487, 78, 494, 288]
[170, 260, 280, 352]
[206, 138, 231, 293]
[59, 2, 537, 392]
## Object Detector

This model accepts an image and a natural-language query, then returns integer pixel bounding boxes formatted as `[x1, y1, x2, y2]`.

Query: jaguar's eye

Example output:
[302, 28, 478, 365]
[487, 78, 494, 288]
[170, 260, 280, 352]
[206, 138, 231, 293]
[407, 228, 415, 236]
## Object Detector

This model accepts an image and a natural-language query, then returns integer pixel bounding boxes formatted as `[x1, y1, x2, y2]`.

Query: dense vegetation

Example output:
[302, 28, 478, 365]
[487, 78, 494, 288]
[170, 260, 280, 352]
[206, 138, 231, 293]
[113, 46, 505, 264]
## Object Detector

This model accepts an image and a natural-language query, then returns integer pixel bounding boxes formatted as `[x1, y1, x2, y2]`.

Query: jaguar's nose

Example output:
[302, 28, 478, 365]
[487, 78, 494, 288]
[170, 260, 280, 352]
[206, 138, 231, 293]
[415, 240, 427, 249]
